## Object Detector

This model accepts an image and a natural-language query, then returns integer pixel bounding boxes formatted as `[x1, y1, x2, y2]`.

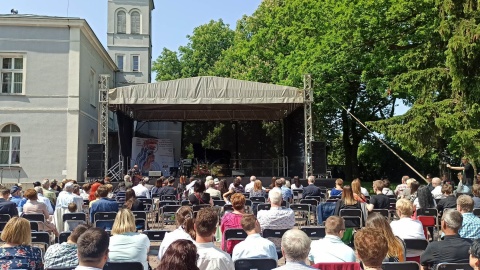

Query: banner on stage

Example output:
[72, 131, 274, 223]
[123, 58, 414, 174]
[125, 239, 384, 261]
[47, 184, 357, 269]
[131, 137, 174, 177]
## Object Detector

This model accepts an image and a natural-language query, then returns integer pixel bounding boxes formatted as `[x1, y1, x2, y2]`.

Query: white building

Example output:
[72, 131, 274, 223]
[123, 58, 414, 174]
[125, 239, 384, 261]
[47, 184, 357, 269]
[0, 15, 116, 183]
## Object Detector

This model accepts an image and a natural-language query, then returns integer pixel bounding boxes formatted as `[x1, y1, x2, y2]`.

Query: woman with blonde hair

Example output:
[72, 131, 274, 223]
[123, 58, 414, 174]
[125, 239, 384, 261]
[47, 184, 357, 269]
[250, 180, 266, 198]
[158, 206, 195, 260]
[366, 212, 406, 262]
[0, 217, 43, 269]
[351, 178, 367, 203]
[108, 208, 150, 270]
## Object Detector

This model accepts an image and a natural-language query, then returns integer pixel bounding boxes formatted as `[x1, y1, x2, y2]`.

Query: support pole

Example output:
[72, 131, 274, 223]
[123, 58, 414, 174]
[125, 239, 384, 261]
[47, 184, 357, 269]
[303, 74, 313, 178]
[99, 74, 110, 177]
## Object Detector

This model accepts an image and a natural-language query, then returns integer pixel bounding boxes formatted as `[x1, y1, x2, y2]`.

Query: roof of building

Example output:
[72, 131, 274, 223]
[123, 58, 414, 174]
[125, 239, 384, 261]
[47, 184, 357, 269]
[0, 14, 81, 20]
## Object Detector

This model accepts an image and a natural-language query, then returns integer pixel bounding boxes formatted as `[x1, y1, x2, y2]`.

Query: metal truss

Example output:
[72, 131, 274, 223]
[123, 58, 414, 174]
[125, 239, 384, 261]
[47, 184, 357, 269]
[304, 74, 313, 178]
[98, 74, 110, 176]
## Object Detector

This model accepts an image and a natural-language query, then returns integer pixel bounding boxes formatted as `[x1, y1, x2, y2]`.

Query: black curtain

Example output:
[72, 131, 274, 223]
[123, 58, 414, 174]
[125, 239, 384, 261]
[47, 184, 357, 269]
[283, 108, 305, 178]
[117, 111, 134, 173]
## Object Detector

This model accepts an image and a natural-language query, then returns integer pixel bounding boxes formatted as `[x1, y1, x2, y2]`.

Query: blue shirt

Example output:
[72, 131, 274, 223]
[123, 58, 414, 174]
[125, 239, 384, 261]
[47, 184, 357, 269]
[89, 198, 118, 227]
[459, 212, 480, 239]
[232, 234, 278, 262]
[280, 186, 293, 202]
[330, 188, 342, 197]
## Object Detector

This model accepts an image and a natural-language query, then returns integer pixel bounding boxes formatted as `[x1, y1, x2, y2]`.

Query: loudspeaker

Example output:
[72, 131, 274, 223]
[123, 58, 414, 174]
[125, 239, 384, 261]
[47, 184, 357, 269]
[311, 141, 327, 175]
[87, 144, 105, 178]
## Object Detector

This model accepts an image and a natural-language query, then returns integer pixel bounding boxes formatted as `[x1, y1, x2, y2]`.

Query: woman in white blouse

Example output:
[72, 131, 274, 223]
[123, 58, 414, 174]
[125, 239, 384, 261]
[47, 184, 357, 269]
[108, 208, 150, 270]
[158, 206, 195, 260]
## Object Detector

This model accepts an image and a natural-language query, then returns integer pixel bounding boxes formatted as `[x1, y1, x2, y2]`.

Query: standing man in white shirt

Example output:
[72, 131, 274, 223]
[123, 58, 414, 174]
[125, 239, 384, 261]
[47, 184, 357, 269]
[308, 216, 355, 264]
[244, 176, 256, 193]
[232, 214, 278, 262]
[132, 178, 151, 199]
[195, 207, 234, 270]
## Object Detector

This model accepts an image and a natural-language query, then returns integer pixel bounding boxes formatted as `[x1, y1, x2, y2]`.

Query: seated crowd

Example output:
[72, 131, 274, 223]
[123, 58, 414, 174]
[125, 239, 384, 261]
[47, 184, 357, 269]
[0, 174, 480, 270]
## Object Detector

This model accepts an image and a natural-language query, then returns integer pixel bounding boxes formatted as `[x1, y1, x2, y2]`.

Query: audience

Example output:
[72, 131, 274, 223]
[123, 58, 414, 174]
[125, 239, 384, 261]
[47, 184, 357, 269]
[437, 184, 456, 213]
[229, 177, 245, 194]
[158, 206, 195, 260]
[334, 185, 365, 228]
[273, 229, 312, 270]
[33, 186, 54, 215]
[420, 209, 471, 269]
[132, 178, 152, 199]
[351, 178, 367, 202]
[414, 186, 436, 210]
[330, 178, 343, 197]
[205, 179, 221, 199]
[457, 195, 480, 240]
[302, 176, 321, 199]
[123, 188, 145, 211]
[44, 224, 91, 268]
[144, 177, 154, 191]
[159, 178, 177, 198]
[431, 177, 443, 199]
[390, 199, 425, 239]
[189, 180, 213, 206]
[367, 180, 390, 211]
[0, 188, 18, 217]
[109, 208, 150, 270]
[80, 183, 91, 200]
[366, 212, 405, 262]
[195, 207, 234, 270]
[257, 190, 295, 249]
[22, 188, 59, 236]
[218, 179, 229, 197]
[75, 227, 110, 270]
[470, 239, 480, 269]
[10, 185, 26, 213]
[395, 175, 409, 198]
[354, 228, 388, 270]
[473, 184, 480, 209]
[89, 185, 119, 229]
[221, 193, 246, 253]
[232, 214, 277, 262]
[382, 179, 394, 195]
[54, 182, 77, 232]
[403, 179, 419, 201]
[244, 176, 257, 193]
[250, 180, 266, 198]
[291, 176, 303, 190]
[278, 178, 293, 203]
[157, 239, 200, 270]
[151, 178, 164, 195]
[308, 216, 355, 264]
[88, 179, 103, 201]
[0, 217, 43, 269]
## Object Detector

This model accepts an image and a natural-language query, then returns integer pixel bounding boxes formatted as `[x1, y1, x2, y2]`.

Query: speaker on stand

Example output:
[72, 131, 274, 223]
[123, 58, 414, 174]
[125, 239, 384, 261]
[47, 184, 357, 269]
[311, 141, 327, 176]
[87, 144, 105, 178]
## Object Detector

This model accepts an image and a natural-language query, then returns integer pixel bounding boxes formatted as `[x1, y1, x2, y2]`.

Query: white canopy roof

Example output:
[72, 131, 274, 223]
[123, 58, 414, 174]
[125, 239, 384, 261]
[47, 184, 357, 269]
[109, 76, 305, 121]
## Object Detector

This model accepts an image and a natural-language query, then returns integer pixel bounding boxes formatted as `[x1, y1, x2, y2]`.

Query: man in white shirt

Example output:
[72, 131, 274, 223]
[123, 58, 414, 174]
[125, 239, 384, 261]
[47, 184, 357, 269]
[244, 176, 256, 193]
[232, 214, 278, 262]
[34, 187, 53, 215]
[431, 177, 443, 199]
[75, 228, 109, 270]
[205, 180, 221, 199]
[132, 178, 151, 199]
[195, 207, 234, 270]
[308, 216, 355, 263]
[390, 199, 426, 239]
[257, 190, 295, 248]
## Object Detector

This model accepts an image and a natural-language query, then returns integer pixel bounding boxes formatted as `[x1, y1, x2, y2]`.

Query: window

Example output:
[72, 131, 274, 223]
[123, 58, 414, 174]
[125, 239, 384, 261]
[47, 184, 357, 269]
[131, 11, 141, 34]
[132, 55, 139, 72]
[116, 55, 124, 71]
[116, 11, 126, 34]
[0, 124, 20, 165]
[1, 57, 24, 94]
[89, 69, 97, 106]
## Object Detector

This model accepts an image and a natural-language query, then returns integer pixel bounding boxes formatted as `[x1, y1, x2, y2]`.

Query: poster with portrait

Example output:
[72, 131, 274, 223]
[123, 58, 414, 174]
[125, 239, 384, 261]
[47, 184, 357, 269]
[131, 137, 175, 176]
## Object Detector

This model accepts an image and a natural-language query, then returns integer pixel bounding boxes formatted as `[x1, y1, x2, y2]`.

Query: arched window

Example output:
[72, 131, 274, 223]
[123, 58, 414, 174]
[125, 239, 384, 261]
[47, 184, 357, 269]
[0, 124, 20, 165]
[131, 11, 141, 34]
[117, 10, 126, 34]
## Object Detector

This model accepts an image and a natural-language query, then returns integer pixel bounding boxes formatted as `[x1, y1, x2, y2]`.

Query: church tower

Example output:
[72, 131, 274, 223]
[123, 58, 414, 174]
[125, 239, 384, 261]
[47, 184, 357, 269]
[107, 0, 154, 86]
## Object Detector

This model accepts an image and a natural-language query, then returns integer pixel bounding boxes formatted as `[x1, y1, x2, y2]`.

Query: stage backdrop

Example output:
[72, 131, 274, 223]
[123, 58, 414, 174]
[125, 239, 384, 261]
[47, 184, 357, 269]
[131, 137, 175, 177]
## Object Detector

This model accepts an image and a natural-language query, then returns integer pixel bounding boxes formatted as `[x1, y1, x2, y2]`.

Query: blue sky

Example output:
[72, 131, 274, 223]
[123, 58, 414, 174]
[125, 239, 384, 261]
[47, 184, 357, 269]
[2, 0, 262, 62]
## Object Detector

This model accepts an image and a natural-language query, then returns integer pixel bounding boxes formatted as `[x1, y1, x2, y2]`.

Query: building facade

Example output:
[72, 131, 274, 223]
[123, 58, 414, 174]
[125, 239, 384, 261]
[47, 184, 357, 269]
[0, 15, 116, 183]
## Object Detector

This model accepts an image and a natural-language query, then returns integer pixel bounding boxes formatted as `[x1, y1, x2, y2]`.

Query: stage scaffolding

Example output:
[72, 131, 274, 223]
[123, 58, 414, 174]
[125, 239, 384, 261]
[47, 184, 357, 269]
[101, 76, 314, 178]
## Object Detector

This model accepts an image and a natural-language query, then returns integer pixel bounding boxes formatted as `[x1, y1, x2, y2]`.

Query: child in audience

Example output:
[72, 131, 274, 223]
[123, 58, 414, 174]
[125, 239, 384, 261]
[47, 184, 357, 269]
[66, 202, 83, 231]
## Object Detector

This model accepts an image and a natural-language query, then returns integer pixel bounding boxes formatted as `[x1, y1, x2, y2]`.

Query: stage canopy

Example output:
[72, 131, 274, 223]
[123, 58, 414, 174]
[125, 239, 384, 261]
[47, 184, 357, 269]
[109, 76, 305, 121]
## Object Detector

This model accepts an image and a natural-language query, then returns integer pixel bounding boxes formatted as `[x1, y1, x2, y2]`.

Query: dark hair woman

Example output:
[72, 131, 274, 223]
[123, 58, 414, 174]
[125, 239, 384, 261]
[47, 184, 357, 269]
[414, 186, 436, 210]
[157, 239, 199, 270]
[269, 177, 277, 189]
[123, 188, 144, 211]
[291, 176, 303, 189]
[188, 180, 213, 206]
[218, 179, 229, 196]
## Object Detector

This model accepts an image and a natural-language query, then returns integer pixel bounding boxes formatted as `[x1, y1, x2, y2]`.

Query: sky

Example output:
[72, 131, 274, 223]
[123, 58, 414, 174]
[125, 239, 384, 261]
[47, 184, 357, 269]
[2, 0, 409, 115]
